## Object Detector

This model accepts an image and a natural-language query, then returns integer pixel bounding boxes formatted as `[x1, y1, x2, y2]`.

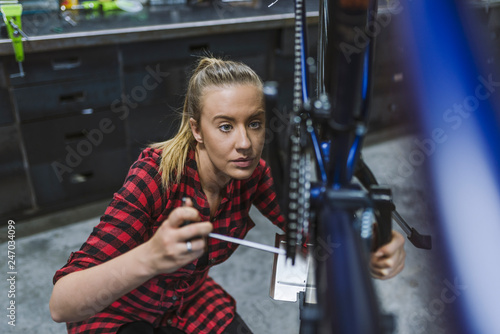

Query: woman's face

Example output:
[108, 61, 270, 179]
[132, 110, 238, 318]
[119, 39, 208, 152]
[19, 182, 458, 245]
[191, 84, 265, 182]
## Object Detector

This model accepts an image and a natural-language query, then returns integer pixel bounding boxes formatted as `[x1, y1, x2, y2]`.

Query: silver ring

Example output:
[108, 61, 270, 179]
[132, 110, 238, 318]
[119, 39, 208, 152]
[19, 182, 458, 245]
[186, 241, 192, 253]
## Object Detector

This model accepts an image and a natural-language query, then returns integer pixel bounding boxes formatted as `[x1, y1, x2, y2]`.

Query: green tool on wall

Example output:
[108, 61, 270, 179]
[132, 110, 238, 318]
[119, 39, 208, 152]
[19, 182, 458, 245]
[60, 1, 143, 12]
[1, 3, 27, 77]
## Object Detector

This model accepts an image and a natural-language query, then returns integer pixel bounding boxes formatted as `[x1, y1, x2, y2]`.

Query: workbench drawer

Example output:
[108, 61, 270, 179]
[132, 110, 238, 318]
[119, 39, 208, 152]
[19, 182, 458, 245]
[121, 30, 274, 66]
[12, 76, 121, 121]
[4, 46, 119, 86]
[28, 148, 129, 206]
[122, 52, 267, 108]
[122, 62, 188, 107]
[127, 103, 180, 158]
[21, 111, 127, 165]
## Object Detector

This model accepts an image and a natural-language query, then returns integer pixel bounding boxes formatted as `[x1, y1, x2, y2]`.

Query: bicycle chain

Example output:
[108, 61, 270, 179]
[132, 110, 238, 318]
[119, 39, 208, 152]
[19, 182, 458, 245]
[286, 0, 312, 262]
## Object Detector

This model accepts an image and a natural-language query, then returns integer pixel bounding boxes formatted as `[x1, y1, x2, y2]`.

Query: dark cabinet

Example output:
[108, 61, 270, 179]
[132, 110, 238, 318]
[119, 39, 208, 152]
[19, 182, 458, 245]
[0, 29, 279, 219]
[21, 111, 129, 206]
[0, 45, 127, 218]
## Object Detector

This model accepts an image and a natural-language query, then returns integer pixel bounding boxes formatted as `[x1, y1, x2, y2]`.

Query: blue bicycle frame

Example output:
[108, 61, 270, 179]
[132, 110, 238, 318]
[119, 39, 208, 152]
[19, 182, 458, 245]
[288, 0, 500, 333]
[396, 1, 500, 333]
[265, 0, 395, 333]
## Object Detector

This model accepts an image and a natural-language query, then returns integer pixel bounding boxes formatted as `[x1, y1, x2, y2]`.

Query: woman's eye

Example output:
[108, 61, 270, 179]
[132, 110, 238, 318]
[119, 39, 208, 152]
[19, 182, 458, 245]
[249, 121, 262, 129]
[219, 124, 232, 132]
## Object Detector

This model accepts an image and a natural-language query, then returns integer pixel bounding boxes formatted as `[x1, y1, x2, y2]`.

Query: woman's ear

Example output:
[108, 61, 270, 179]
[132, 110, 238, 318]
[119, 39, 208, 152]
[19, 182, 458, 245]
[189, 118, 203, 143]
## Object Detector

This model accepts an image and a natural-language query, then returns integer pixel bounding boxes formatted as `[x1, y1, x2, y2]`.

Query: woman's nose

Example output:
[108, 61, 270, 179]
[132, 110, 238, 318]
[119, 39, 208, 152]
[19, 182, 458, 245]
[235, 127, 251, 150]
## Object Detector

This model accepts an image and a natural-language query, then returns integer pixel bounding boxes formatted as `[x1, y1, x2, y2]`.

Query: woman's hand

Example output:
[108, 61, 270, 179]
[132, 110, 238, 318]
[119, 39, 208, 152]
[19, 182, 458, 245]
[145, 198, 213, 276]
[370, 231, 406, 280]
[50, 198, 212, 323]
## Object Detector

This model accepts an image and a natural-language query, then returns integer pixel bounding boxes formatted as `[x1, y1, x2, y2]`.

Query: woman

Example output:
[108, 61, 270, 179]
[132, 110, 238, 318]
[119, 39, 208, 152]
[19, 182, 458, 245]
[50, 57, 405, 334]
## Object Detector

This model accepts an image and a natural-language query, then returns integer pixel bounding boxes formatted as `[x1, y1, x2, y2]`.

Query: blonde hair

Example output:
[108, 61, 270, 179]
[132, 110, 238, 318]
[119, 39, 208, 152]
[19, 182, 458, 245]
[150, 57, 263, 189]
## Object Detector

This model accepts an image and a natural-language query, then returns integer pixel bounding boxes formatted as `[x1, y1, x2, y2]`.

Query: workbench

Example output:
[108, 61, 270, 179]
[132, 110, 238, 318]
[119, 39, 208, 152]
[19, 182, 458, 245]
[0, 1, 319, 55]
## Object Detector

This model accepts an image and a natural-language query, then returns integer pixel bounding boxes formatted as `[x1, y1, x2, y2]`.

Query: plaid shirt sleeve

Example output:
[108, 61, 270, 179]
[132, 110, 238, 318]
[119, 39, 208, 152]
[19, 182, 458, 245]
[252, 159, 286, 231]
[53, 149, 165, 283]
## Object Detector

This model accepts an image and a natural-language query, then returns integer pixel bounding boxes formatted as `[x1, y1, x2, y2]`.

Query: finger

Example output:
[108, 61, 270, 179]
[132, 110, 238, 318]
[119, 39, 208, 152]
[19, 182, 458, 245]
[371, 248, 406, 268]
[371, 250, 406, 279]
[370, 257, 393, 269]
[374, 234, 400, 257]
[166, 206, 201, 228]
[177, 222, 213, 241]
[377, 259, 405, 280]
[369, 262, 389, 279]
[182, 197, 194, 208]
[169, 239, 204, 260]
[372, 245, 406, 268]
[180, 237, 207, 254]
[374, 231, 405, 257]
[371, 262, 396, 279]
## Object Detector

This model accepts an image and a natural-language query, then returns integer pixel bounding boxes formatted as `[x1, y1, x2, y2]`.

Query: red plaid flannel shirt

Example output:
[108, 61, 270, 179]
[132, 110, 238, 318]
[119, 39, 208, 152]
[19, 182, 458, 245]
[53, 147, 285, 334]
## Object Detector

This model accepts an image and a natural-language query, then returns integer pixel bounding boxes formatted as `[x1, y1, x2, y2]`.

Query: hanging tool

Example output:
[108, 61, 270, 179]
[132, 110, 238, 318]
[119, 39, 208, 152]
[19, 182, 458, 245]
[1, 3, 27, 78]
[60, 0, 143, 13]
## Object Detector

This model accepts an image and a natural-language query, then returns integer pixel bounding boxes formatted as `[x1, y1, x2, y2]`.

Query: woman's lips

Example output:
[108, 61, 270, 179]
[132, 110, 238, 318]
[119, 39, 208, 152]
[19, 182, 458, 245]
[232, 158, 254, 168]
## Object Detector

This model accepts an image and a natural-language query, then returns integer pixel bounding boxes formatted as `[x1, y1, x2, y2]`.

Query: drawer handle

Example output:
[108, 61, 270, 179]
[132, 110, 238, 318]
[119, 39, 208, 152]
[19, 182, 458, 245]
[51, 57, 82, 70]
[70, 171, 93, 184]
[64, 130, 87, 142]
[59, 91, 86, 104]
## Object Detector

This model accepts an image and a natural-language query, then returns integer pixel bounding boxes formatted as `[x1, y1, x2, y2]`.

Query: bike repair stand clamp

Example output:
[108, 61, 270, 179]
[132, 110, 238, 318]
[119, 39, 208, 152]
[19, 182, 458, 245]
[1, 3, 27, 78]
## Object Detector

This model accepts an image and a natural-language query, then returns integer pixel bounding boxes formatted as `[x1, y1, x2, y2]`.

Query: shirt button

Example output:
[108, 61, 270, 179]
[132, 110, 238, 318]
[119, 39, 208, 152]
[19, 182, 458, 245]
[211, 217, 216, 222]
[210, 258, 216, 264]
[172, 295, 178, 301]
[167, 319, 173, 325]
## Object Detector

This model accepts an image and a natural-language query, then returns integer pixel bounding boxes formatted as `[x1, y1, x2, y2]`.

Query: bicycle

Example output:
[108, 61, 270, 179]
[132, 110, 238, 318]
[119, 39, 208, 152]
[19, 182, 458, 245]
[264, 0, 432, 333]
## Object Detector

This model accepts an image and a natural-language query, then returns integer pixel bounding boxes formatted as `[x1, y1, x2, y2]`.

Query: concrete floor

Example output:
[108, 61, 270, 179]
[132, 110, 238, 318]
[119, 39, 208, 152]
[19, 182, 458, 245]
[0, 131, 457, 334]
